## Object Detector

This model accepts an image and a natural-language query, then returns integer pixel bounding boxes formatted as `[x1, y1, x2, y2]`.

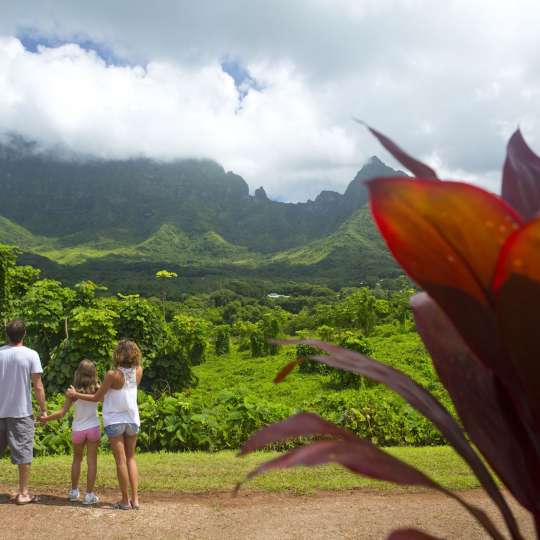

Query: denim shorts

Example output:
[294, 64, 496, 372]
[104, 423, 140, 438]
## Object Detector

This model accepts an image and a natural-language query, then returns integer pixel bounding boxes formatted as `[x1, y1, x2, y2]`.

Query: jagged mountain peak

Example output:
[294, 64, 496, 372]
[254, 186, 269, 201]
[343, 155, 408, 202]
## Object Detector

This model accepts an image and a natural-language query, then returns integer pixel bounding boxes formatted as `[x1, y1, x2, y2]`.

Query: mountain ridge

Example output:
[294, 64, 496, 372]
[0, 146, 405, 292]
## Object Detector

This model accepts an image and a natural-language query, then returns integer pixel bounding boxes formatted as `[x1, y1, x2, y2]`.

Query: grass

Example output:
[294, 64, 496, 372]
[191, 345, 324, 407]
[0, 446, 478, 495]
[190, 331, 449, 409]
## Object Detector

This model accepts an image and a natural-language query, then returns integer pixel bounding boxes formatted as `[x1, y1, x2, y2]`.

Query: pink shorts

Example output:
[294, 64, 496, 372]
[72, 426, 101, 444]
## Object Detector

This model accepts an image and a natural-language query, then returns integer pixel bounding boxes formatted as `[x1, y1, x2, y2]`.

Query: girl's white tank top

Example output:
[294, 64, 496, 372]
[72, 399, 99, 432]
[103, 367, 140, 427]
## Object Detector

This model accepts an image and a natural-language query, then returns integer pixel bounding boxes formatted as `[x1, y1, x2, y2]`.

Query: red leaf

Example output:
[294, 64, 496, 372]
[493, 216, 540, 287]
[295, 339, 521, 540]
[358, 121, 438, 178]
[368, 177, 523, 382]
[502, 129, 540, 221]
[239, 412, 357, 456]
[238, 437, 504, 539]
[412, 292, 539, 520]
[368, 178, 522, 303]
[274, 359, 300, 383]
[492, 218, 540, 443]
[387, 529, 443, 540]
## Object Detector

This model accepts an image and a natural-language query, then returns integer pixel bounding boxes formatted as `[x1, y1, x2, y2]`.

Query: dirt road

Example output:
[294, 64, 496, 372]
[0, 487, 534, 539]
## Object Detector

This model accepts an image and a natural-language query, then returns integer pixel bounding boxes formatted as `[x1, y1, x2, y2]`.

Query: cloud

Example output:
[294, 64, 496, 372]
[0, 36, 358, 200]
[1, 1, 540, 200]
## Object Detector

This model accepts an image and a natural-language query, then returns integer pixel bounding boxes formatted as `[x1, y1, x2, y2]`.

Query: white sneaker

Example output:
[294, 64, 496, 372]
[83, 492, 99, 505]
[68, 488, 80, 502]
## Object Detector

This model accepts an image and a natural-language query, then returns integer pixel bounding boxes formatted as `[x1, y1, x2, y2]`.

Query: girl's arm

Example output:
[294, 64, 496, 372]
[41, 397, 72, 422]
[136, 365, 143, 385]
[66, 371, 114, 402]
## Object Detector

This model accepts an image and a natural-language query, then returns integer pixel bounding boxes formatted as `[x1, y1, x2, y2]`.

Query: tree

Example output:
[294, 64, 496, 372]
[330, 333, 374, 388]
[0, 244, 19, 324]
[214, 324, 231, 355]
[20, 279, 75, 363]
[261, 312, 282, 355]
[113, 293, 164, 359]
[74, 280, 107, 307]
[249, 324, 265, 358]
[45, 306, 119, 393]
[9, 264, 41, 299]
[141, 324, 197, 395]
[171, 314, 210, 365]
[155, 269, 178, 317]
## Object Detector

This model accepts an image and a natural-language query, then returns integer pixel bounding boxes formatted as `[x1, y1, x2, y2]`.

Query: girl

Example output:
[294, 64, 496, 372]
[67, 340, 143, 510]
[43, 359, 100, 505]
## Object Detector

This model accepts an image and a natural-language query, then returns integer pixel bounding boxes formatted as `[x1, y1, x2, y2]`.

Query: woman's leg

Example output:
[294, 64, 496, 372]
[124, 434, 138, 507]
[85, 440, 99, 494]
[71, 441, 85, 490]
[108, 435, 130, 505]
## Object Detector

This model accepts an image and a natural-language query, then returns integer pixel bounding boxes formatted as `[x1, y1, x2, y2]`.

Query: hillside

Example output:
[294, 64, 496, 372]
[0, 143, 404, 292]
[0, 140, 392, 251]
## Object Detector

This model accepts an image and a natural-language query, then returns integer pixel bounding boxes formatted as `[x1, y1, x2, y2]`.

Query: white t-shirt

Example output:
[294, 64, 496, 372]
[72, 399, 100, 432]
[0, 344, 43, 418]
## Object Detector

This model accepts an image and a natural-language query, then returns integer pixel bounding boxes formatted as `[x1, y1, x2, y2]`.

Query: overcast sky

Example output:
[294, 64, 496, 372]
[1, 1, 540, 201]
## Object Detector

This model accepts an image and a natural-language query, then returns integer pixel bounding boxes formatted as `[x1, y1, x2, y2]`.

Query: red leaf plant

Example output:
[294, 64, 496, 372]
[237, 126, 540, 539]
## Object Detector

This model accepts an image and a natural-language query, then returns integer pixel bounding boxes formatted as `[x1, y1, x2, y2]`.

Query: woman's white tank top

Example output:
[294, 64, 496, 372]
[72, 399, 99, 432]
[102, 367, 140, 427]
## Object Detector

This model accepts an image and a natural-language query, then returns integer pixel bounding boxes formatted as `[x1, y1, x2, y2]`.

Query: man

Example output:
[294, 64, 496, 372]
[0, 319, 46, 504]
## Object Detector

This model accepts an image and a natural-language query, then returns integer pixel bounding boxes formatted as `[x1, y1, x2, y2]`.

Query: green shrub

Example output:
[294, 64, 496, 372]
[141, 326, 196, 395]
[296, 343, 328, 374]
[249, 330, 265, 357]
[171, 314, 210, 365]
[214, 325, 231, 355]
[33, 394, 74, 455]
[44, 306, 118, 394]
[329, 333, 374, 389]
[311, 390, 444, 446]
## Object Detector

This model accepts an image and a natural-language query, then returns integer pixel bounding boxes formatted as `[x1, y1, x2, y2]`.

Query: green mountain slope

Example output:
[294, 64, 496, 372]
[265, 206, 397, 282]
[0, 216, 47, 249]
[0, 141, 379, 252]
[0, 143, 403, 292]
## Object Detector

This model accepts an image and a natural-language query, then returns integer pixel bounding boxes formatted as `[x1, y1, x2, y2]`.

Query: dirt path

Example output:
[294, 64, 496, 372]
[0, 486, 534, 539]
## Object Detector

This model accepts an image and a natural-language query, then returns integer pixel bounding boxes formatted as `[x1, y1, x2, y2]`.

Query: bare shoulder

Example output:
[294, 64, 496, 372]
[136, 365, 143, 384]
[104, 369, 119, 380]
[106, 369, 124, 389]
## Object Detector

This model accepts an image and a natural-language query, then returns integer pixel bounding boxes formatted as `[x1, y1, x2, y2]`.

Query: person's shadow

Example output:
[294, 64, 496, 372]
[0, 492, 110, 509]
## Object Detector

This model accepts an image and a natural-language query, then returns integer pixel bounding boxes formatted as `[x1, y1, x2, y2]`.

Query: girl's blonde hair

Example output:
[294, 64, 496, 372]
[113, 339, 142, 368]
[73, 359, 100, 395]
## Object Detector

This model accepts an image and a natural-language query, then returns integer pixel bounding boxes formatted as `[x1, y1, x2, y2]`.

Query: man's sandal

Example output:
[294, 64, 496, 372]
[14, 494, 40, 505]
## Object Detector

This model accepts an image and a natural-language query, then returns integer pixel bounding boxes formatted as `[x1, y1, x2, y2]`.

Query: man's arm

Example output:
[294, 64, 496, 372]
[31, 373, 47, 417]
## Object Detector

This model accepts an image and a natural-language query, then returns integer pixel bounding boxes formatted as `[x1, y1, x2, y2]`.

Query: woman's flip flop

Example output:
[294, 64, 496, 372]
[14, 494, 40, 505]
[113, 502, 131, 510]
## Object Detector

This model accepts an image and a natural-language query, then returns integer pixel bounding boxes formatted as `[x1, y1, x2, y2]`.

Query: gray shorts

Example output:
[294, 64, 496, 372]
[0, 416, 35, 464]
